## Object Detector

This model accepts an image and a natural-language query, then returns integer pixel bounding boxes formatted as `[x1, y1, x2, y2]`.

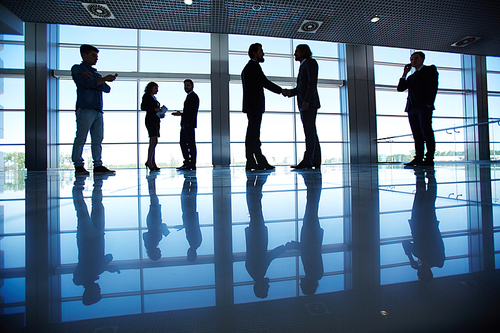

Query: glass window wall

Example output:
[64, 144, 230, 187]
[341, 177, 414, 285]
[57, 25, 212, 169]
[228, 35, 342, 166]
[374, 46, 467, 163]
[487, 56, 500, 161]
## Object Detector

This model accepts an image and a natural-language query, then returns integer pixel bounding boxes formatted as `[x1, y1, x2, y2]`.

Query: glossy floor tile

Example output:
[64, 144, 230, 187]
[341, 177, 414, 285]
[0, 163, 499, 332]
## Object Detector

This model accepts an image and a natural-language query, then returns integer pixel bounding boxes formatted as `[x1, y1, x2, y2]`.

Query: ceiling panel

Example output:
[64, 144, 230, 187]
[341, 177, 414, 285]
[1, 0, 499, 56]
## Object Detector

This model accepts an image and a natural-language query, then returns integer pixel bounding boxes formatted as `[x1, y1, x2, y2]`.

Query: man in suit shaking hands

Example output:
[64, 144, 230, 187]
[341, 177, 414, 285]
[173, 79, 200, 170]
[397, 51, 439, 167]
[285, 44, 321, 169]
[242, 43, 284, 171]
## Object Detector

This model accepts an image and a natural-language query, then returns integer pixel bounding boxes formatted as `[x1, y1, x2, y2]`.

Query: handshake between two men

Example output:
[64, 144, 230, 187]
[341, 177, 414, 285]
[281, 88, 310, 111]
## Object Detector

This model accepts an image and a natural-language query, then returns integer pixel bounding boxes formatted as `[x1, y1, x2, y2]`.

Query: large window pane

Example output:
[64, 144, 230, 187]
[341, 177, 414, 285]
[438, 69, 462, 90]
[229, 112, 247, 142]
[139, 30, 210, 49]
[59, 111, 76, 144]
[0, 111, 25, 145]
[261, 143, 295, 165]
[59, 79, 77, 110]
[294, 40, 338, 58]
[487, 73, 500, 91]
[376, 90, 409, 116]
[59, 25, 138, 46]
[294, 59, 339, 80]
[229, 83, 243, 111]
[260, 113, 294, 142]
[140, 51, 209, 73]
[103, 81, 138, 110]
[260, 56, 292, 77]
[59, 47, 138, 72]
[265, 88, 294, 112]
[374, 64, 404, 85]
[101, 112, 138, 144]
[374, 46, 410, 64]
[424, 51, 461, 68]
[103, 143, 138, 168]
[321, 143, 343, 163]
[318, 87, 341, 114]
[316, 114, 342, 142]
[0, 78, 24, 109]
[229, 35, 291, 54]
[434, 93, 464, 117]
[377, 115, 410, 139]
[0, 43, 24, 69]
[486, 56, 500, 71]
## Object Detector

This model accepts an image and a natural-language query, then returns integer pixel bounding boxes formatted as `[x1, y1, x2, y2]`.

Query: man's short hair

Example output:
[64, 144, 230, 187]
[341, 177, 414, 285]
[248, 43, 262, 59]
[80, 44, 99, 56]
[184, 79, 194, 86]
[296, 44, 312, 59]
[412, 51, 425, 60]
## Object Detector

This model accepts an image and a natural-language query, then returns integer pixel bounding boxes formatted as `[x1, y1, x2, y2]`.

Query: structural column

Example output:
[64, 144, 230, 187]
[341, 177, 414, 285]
[210, 33, 231, 167]
[24, 23, 58, 171]
[340, 44, 378, 164]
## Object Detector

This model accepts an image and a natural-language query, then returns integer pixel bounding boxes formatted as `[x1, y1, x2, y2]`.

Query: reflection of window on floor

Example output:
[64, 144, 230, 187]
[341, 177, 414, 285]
[58, 175, 216, 320]
[232, 170, 348, 302]
[379, 167, 477, 285]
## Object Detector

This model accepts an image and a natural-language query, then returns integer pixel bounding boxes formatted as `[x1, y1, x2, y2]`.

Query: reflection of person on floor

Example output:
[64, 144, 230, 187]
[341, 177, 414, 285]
[286, 171, 324, 295]
[143, 174, 170, 261]
[177, 173, 202, 262]
[402, 169, 445, 281]
[245, 172, 286, 298]
[72, 174, 119, 306]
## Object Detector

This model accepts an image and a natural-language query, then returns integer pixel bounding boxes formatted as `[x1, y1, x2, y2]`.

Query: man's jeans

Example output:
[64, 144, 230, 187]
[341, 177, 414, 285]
[72, 108, 103, 168]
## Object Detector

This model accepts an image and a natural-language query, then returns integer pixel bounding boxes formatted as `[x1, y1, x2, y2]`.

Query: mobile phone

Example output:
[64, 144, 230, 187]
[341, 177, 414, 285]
[114, 73, 118, 76]
[404, 64, 411, 70]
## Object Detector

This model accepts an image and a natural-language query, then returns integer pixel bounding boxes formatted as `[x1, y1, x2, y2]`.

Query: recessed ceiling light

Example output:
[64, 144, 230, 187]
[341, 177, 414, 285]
[371, 16, 380, 23]
[252, 4, 262, 11]
[184, 0, 193, 5]
[451, 36, 481, 47]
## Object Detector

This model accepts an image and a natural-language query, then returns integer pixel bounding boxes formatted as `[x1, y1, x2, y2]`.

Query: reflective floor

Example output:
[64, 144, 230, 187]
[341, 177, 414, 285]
[1, 163, 499, 332]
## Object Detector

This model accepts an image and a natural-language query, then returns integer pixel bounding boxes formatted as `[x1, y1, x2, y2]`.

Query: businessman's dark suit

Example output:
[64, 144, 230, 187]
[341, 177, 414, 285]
[290, 58, 321, 166]
[242, 59, 282, 168]
[397, 65, 439, 160]
[180, 91, 199, 167]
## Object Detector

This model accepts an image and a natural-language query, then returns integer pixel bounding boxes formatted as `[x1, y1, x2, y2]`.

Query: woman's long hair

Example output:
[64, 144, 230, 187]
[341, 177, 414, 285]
[144, 81, 158, 94]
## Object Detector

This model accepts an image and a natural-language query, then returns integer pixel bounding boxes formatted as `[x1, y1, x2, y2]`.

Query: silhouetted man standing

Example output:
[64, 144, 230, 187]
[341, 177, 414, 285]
[71, 44, 117, 176]
[242, 43, 284, 171]
[397, 51, 439, 167]
[173, 79, 199, 170]
[287, 44, 321, 169]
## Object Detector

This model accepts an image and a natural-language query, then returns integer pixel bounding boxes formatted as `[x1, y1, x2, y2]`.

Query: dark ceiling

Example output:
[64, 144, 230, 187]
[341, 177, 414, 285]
[1, 0, 499, 57]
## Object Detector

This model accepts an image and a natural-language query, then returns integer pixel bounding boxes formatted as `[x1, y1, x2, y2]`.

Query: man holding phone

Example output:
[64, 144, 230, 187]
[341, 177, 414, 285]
[71, 44, 117, 175]
[397, 51, 439, 167]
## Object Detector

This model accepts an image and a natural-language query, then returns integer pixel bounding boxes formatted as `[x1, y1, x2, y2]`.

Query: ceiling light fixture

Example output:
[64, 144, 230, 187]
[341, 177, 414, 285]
[81, 3, 115, 19]
[371, 16, 380, 22]
[451, 36, 481, 47]
[298, 20, 323, 33]
[252, 4, 262, 11]
[184, 0, 193, 5]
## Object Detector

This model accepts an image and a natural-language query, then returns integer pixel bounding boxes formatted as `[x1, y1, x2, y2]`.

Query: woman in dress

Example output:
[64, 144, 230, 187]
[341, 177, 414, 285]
[141, 82, 163, 171]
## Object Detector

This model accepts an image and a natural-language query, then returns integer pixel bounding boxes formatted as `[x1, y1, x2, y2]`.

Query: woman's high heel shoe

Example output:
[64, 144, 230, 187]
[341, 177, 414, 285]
[145, 162, 160, 172]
